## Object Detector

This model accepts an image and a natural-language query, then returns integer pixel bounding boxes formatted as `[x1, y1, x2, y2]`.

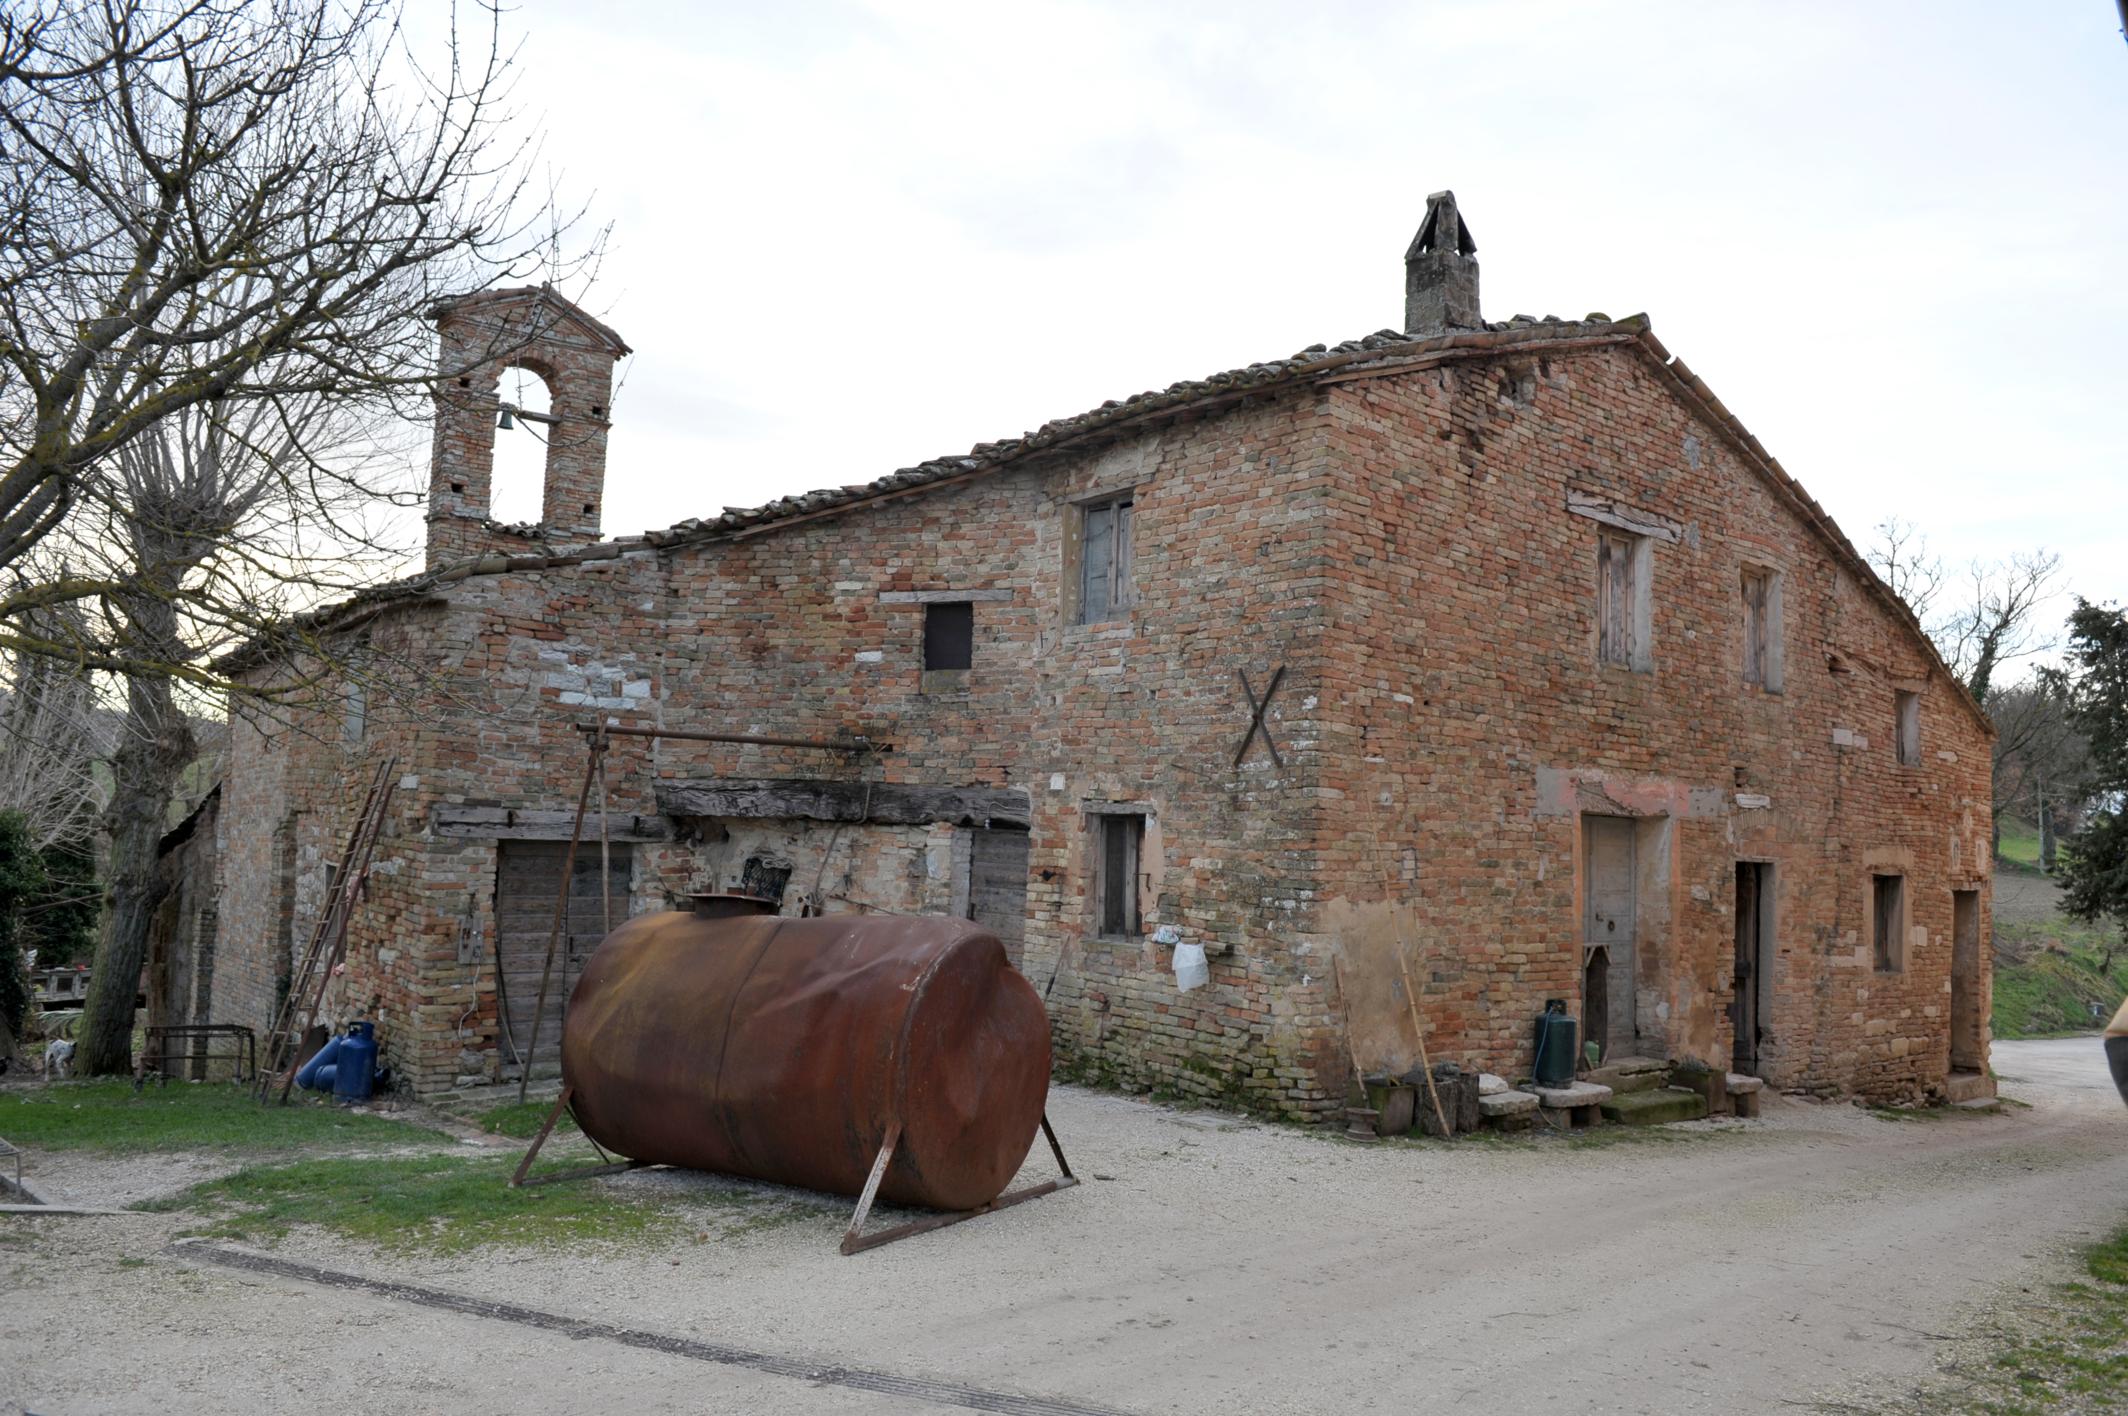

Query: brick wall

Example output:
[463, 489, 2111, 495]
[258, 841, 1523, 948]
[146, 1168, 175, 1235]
[216, 327, 1991, 1113]
[1312, 343, 1992, 1102]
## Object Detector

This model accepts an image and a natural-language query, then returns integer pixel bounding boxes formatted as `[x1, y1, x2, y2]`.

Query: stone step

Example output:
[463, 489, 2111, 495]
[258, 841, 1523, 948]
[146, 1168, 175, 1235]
[1532, 1081, 1614, 1110]
[1585, 1058, 1669, 1094]
[1479, 1088, 1539, 1119]
[1601, 1086, 1709, 1126]
[1945, 1070, 1996, 1104]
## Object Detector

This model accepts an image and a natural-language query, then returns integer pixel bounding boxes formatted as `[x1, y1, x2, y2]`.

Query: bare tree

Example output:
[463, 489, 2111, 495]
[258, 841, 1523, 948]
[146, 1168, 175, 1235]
[1869, 516, 1946, 623]
[1933, 550, 2064, 705]
[73, 399, 331, 1074]
[0, 612, 109, 850]
[1868, 520, 2063, 702]
[1989, 673, 2089, 868]
[0, 0, 599, 688]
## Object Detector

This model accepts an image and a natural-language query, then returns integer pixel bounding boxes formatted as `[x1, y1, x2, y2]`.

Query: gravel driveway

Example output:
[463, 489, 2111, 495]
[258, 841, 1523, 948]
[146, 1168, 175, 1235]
[5, 1040, 2126, 1415]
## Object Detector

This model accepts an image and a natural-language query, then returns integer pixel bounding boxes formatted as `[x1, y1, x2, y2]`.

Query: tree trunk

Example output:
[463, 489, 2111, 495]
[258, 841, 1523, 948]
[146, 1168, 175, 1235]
[2039, 772, 2058, 874]
[79, 671, 193, 1076]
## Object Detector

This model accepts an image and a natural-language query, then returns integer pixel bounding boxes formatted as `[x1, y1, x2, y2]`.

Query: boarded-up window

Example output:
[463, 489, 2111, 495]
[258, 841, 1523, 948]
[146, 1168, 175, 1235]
[1895, 691, 1921, 766]
[1096, 813, 1143, 937]
[1742, 569, 1771, 688]
[1079, 496, 1135, 624]
[1597, 531, 1648, 669]
[923, 601, 974, 670]
[1872, 873, 1904, 972]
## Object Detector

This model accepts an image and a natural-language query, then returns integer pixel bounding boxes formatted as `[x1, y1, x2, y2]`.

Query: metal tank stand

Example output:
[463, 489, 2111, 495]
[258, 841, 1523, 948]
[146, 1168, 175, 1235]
[507, 1085, 644, 1189]
[840, 1113, 1078, 1256]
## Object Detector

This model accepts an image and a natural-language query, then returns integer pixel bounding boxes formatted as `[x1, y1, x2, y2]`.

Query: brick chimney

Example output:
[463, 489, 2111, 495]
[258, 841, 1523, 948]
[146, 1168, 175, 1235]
[424, 285, 630, 570]
[1404, 190, 1481, 335]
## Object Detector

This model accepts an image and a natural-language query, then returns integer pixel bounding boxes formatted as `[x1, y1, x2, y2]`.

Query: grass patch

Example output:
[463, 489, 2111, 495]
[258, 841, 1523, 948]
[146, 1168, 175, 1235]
[1992, 917, 2128, 1039]
[1926, 1219, 2128, 1413]
[0, 1079, 442, 1155]
[1997, 816, 2043, 870]
[145, 1151, 683, 1254]
[476, 1099, 578, 1140]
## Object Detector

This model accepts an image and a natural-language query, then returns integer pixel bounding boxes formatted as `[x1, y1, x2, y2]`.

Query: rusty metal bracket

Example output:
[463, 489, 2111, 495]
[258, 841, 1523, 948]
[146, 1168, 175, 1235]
[508, 1083, 648, 1190]
[1233, 665, 1287, 768]
[839, 1113, 1078, 1256]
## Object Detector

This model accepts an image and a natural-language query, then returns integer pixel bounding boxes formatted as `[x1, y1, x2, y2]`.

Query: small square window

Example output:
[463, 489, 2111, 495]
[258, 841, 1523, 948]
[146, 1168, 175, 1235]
[1597, 530, 1651, 670]
[923, 601, 974, 671]
[1078, 496, 1136, 625]
[1895, 691, 1921, 766]
[1095, 813, 1144, 937]
[1872, 874, 1905, 972]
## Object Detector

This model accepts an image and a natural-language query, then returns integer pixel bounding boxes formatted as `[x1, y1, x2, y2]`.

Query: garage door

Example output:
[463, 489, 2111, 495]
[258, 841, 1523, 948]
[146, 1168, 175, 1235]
[495, 840, 632, 1078]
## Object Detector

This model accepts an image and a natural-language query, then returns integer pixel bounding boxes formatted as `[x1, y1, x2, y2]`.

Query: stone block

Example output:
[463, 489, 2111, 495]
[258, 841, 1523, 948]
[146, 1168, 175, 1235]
[1601, 1087, 1710, 1126]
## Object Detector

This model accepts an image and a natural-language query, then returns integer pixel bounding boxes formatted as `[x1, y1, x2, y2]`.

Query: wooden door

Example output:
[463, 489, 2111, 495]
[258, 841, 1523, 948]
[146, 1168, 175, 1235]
[1584, 816, 1638, 1060]
[1733, 863, 1768, 1075]
[966, 828, 1031, 965]
[1951, 889, 1982, 1071]
[495, 841, 631, 1079]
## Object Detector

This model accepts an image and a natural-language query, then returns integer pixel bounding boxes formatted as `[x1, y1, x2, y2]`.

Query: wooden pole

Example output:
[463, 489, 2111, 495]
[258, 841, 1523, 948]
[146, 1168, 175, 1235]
[1329, 957, 1371, 1104]
[1372, 830, 1451, 1137]
[1394, 943, 1452, 1138]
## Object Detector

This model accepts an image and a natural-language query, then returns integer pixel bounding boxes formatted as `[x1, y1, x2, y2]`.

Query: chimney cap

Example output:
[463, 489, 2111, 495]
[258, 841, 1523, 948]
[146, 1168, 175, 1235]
[1406, 190, 1477, 262]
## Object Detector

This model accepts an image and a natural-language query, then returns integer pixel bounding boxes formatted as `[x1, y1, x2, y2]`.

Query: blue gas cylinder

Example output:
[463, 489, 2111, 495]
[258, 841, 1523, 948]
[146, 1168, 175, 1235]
[332, 1021, 377, 1103]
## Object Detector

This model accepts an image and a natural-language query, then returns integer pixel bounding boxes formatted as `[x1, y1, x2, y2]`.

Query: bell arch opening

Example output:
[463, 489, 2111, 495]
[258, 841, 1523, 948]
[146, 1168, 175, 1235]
[490, 361, 554, 526]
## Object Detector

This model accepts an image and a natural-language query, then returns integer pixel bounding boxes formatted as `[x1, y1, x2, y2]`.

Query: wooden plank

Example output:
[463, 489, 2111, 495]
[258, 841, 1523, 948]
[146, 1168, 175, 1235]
[967, 828, 1030, 949]
[440, 808, 668, 842]
[655, 778, 1030, 829]
[1566, 490, 1683, 544]
[494, 841, 634, 1070]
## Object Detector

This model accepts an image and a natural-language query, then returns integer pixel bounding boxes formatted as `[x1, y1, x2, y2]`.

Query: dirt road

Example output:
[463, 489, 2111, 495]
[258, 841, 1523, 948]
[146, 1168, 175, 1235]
[6, 1039, 2126, 1415]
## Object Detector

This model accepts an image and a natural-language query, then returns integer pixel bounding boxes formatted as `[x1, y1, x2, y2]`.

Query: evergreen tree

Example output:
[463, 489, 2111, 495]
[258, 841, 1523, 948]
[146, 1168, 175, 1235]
[0, 811, 50, 1053]
[2057, 601, 2128, 952]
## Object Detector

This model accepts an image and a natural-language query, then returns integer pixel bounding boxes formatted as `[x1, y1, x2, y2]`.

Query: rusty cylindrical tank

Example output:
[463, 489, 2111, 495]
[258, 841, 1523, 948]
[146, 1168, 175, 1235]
[559, 906, 1053, 1212]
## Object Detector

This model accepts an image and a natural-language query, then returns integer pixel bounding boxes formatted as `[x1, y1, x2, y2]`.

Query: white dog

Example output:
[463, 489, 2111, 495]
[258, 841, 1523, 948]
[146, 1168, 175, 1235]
[44, 1038, 73, 1080]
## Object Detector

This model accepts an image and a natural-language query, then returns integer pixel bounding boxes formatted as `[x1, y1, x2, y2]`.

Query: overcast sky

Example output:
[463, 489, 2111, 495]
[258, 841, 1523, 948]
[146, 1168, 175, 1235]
[481, 0, 2125, 635]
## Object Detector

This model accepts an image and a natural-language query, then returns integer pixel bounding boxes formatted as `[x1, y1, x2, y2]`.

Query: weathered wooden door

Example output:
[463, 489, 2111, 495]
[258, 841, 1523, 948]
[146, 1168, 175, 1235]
[495, 841, 631, 1078]
[1951, 889, 1982, 1072]
[1732, 862, 1771, 1076]
[1584, 816, 1638, 1061]
[966, 827, 1031, 965]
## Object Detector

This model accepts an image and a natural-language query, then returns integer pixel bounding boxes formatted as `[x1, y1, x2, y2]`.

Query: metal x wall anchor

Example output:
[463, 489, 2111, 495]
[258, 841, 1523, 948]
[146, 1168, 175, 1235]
[1233, 665, 1287, 768]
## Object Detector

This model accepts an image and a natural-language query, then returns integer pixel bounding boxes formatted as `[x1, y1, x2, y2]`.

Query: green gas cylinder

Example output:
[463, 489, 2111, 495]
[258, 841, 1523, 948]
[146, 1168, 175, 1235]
[1533, 1001, 1577, 1087]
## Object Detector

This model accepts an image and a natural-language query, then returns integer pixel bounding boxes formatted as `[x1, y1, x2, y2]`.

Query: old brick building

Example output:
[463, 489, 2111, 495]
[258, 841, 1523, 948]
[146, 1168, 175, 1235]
[214, 195, 1994, 1116]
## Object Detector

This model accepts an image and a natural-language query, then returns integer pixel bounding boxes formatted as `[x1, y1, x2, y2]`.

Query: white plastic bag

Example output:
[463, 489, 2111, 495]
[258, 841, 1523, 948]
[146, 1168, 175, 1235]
[1173, 941, 1209, 992]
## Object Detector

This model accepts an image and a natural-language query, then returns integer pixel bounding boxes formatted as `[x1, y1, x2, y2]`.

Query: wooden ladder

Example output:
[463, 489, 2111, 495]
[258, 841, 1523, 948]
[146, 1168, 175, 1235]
[256, 757, 399, 1103]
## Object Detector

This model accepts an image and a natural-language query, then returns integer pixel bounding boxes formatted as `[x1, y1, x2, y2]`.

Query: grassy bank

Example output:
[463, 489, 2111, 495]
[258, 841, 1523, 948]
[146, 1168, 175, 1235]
[1997, 817, 2043, 870]
[1992, 917, 2128, 1039]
